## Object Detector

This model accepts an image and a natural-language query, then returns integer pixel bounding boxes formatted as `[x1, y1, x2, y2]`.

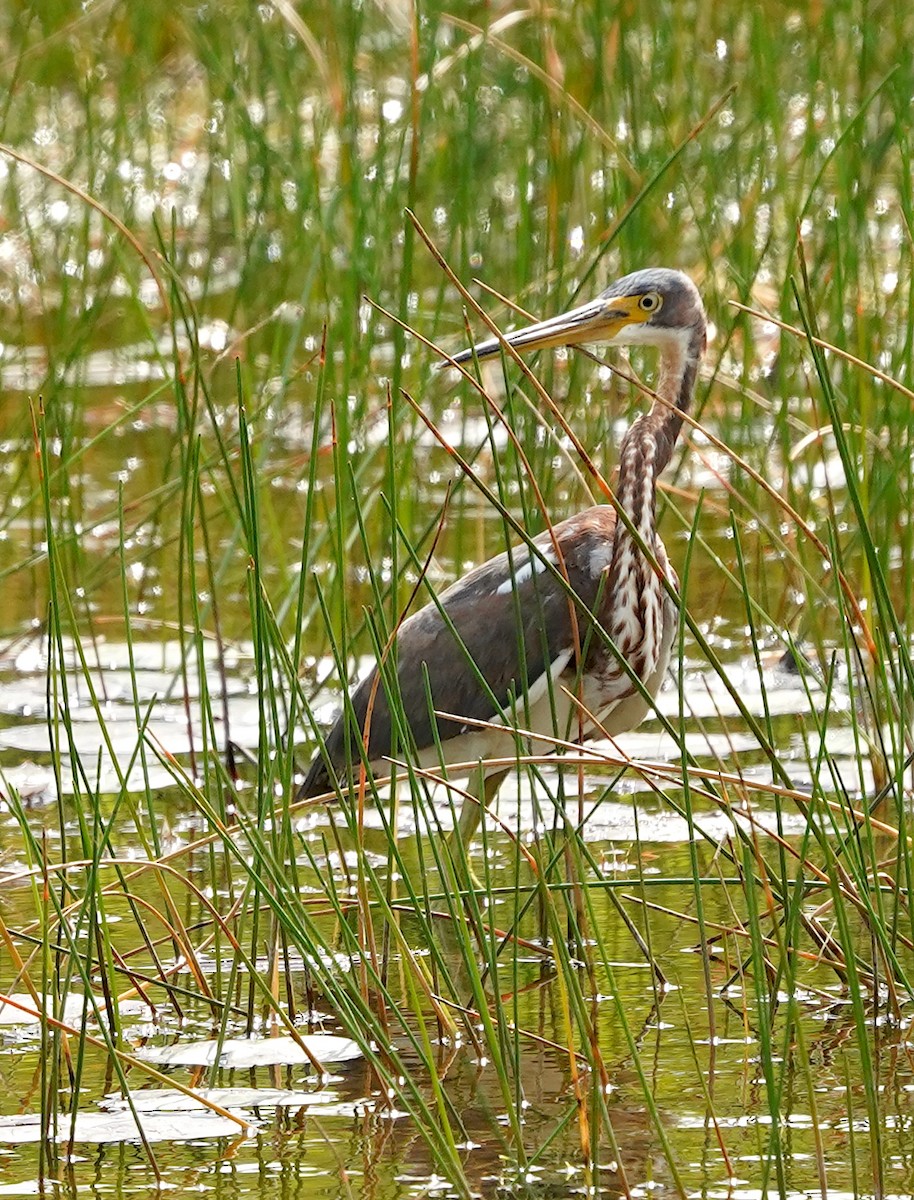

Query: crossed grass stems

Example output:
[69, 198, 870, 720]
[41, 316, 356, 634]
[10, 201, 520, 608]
[1, 210, 912, 1190]
[0, 3, 908, 1191]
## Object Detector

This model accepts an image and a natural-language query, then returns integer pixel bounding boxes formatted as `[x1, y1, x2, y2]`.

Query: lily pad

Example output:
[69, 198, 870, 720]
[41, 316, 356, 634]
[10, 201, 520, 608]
[140, 1033, 362, 1068]
[0, 1108, 252, 1145]
[100, 1087, 333, 1112]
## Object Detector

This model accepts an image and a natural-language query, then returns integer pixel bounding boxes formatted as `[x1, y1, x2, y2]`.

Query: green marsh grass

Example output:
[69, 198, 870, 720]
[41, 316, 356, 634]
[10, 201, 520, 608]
[1, 1, 914, 1196]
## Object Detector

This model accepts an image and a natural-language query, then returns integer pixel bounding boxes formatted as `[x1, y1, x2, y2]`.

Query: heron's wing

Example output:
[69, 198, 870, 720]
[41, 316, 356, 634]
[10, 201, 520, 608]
[301, 506, 617, 795]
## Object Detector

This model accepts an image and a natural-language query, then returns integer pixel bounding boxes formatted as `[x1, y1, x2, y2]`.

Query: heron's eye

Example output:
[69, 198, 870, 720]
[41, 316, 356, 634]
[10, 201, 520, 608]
[639, 292, 662, 313]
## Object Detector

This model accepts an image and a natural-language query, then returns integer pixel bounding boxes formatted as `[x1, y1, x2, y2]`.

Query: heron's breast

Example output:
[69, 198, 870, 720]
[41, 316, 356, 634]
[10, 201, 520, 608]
[592, 541, 677, 698]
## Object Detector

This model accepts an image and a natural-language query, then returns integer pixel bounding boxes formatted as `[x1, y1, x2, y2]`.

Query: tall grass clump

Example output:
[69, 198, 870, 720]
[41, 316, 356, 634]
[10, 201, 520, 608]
[0, 2, 913, 1197]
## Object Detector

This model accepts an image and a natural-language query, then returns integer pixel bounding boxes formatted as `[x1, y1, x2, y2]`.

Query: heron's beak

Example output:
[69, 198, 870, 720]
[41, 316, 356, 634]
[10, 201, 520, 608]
[449, 292, 649, 364]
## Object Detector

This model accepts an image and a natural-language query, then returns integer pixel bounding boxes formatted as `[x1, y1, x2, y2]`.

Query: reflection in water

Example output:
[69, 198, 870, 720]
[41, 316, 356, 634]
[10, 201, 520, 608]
[1, 2, 913, 1196]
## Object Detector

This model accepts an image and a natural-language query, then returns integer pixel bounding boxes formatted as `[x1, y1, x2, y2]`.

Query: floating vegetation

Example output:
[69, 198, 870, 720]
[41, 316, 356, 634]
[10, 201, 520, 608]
[1, 2, 913, 1198]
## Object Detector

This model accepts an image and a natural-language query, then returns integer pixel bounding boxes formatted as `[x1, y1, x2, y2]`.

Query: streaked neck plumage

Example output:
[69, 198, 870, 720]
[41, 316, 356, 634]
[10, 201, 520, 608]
[601, 319, 705, 688]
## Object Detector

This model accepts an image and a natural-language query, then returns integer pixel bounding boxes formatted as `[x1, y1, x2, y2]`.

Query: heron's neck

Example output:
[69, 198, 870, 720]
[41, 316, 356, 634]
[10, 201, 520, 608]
[599, 328, 701, 685]
[614, 328, 701, 530]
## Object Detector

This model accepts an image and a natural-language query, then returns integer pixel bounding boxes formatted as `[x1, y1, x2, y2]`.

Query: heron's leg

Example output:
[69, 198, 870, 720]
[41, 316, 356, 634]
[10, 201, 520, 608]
[449, 766, 510, 853]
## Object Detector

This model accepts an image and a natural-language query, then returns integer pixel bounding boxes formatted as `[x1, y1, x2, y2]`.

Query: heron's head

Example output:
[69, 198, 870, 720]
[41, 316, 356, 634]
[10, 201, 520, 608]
[450, 267, 706, 365]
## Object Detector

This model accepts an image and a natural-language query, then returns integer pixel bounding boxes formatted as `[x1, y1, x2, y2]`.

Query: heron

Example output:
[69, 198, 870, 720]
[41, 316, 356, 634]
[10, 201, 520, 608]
[299, 267, 707, 856]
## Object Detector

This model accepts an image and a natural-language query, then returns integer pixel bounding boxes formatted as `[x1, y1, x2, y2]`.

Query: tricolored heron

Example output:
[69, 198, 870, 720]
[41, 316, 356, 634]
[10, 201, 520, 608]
[300, 267, 707, 850]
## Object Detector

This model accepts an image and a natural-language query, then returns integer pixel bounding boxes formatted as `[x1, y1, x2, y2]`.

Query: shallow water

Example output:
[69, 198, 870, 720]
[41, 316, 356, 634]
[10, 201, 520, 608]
[2, 3, 914, 1196]
[0, 571, 909, 1198]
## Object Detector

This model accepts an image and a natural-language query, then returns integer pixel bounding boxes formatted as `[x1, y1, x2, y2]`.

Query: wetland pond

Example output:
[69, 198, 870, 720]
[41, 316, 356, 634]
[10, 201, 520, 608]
[0, 378, 911, 1198]
[2, 2, 914, 1197]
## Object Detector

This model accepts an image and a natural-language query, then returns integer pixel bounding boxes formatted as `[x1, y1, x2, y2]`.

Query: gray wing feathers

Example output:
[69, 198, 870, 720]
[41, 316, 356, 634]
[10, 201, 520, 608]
[300, 508, 615, 796]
